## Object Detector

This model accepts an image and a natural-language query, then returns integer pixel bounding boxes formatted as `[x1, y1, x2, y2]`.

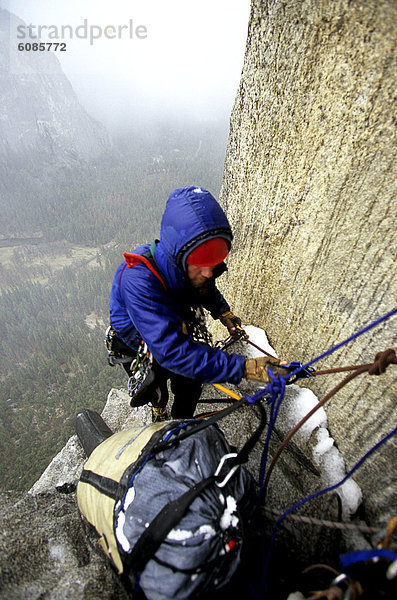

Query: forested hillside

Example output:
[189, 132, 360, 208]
[0, 120, 228, 490]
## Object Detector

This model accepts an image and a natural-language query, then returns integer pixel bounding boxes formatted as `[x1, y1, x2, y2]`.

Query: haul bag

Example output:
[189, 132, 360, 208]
[76, 414, 255, 600]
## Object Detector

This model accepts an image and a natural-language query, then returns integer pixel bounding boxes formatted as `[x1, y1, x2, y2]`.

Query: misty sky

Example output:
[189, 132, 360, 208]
[3, 0, 250, 130]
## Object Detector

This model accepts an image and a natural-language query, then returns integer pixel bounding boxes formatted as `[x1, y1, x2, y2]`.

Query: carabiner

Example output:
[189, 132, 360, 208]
[285, 361, 315, 383]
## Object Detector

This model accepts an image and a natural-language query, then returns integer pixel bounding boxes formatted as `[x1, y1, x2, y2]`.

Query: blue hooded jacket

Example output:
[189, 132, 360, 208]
[109, 186, 246, 384]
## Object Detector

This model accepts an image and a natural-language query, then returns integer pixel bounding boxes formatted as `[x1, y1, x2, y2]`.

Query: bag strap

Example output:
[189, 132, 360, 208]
[79, 469, 119, 498]
[152, 397, 260, 455]
[123, 475, 215, 575]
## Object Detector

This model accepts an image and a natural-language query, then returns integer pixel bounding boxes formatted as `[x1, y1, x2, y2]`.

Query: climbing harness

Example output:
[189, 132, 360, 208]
[121, 307, 211, 404]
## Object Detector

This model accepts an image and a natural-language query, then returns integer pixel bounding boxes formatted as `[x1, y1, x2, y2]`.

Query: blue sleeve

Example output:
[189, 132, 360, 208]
[120, 265, 245, 384]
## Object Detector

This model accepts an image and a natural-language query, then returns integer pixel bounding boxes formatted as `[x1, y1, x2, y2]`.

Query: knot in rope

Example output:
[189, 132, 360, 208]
[264, 368, 286, 405]
[368, 348, 397, 375]
[244, 369, 287, 405]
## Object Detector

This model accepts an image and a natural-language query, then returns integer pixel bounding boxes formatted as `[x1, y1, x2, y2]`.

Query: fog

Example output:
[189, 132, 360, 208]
[3, 0, 250, 131]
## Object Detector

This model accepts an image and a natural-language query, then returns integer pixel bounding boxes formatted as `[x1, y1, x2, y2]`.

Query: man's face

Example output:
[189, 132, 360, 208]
[186, 264, 215, 288]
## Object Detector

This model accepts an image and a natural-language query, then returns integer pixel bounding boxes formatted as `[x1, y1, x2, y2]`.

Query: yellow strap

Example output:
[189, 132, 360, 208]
[213, 383, 242, 401]
[379, 515, 397, 549]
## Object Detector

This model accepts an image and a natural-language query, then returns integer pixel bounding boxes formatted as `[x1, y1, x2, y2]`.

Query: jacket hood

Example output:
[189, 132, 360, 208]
[158, 186, 233, 271]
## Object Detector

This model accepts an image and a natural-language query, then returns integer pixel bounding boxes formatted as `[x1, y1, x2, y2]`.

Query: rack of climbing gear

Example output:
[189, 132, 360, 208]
[105, 326, 155, 402]
[127, 340, 153, 397]
[104, 325, 134, 367]
[184, 305, 213, 345]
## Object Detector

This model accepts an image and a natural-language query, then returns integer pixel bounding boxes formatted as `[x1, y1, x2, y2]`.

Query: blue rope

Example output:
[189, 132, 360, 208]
[131, 308, 395, 598]
[243, 368, 288, 504]
[286, 306, 397, 381]
[257, 424, 397, 598]
[258, 371, 286, 505]
[340, 548, 397, 571]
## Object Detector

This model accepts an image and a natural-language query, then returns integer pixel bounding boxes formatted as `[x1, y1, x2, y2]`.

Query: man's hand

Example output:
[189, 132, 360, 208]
[244, 357, 289, 382]
[219, 310, 242, 335]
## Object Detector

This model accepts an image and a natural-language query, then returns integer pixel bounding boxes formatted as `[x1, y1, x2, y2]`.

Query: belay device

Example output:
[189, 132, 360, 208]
[75, 409, 256, 600]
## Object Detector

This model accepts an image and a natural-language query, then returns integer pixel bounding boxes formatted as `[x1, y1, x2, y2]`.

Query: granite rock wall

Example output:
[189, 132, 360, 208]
[218, 0, 396, 522]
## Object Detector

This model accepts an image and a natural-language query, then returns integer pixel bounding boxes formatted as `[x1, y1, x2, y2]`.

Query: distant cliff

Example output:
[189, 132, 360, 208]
[218, 0, 396, 523]
[0, 9, 110, 164]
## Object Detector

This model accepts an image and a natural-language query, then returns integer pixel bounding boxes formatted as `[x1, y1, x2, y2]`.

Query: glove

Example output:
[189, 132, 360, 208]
[244, 357, 289, 382]
[219, 310, 242, 335]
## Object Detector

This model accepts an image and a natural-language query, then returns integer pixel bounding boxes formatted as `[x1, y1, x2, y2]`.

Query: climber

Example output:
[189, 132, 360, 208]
[108, 185, 287, 421]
